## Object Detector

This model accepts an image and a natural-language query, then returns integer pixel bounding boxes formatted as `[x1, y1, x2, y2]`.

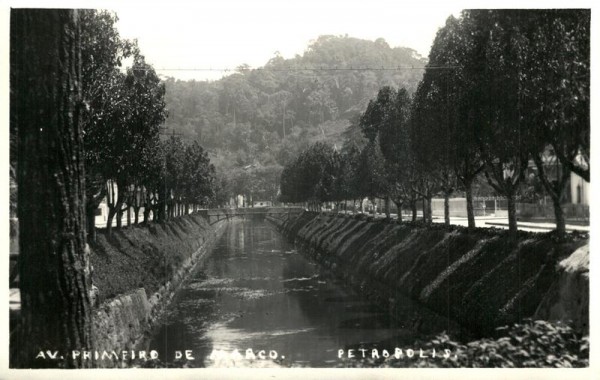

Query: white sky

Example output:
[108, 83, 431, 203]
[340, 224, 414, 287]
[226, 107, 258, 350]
[0, 1, 599, 378]
[113, 0, 464, 81]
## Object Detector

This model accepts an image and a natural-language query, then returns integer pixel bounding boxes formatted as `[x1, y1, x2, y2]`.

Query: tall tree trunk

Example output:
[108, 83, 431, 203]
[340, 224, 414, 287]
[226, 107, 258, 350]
[143, 206, 150, 224]
[112, 180, 126, 230]
[532, 154, 570, 240]
[393, 199, 403, 222]
[411, 198, 417, 222]
[421, 198, 427, 222]
[444, 192, 450, 226]
[384, 196, 391, 219]
[142, 192, 152, 223]
[126, 204, 131, 226]
[552, 198, 566, 239]
[154, 202, 161, 222]
[86, 203, 97, 242]
[507, 193, 518, 239]
[105, 181, 117, 233]
[84, 185, 105, 242]
[425, 195, 432, 224]
[133, 205, 140, 224]
[465, 181, 476, 229]
[159, 189, 167, 221]
[106, 206, 116, 234]
[116, 207, 123, 228]
[12, 9, 92, 368]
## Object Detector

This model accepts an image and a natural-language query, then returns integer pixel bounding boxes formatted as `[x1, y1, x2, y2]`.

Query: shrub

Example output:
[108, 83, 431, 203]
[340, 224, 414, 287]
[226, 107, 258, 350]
[394, 320, 589, 368]
[337, 320, 588, 368]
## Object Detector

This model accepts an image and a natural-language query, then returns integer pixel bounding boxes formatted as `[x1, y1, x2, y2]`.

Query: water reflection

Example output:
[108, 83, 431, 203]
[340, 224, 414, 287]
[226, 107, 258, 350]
[147, 220, 451, 368]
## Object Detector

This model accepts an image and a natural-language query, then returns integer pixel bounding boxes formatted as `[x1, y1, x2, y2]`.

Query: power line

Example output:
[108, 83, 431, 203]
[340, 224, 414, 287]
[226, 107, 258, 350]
[133, 65, 458, 73]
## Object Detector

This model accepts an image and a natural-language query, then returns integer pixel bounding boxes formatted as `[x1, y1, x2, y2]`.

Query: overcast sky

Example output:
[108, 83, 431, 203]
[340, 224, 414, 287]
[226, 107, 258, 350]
[113, 0, 464, 81]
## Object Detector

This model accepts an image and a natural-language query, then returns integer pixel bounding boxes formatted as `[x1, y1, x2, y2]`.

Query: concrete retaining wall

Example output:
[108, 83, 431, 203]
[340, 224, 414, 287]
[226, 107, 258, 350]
[268, 211, 588, 336]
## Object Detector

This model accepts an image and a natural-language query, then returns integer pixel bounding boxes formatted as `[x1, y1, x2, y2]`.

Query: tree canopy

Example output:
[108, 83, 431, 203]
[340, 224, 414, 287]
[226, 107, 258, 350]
[279, 9, 589, 239]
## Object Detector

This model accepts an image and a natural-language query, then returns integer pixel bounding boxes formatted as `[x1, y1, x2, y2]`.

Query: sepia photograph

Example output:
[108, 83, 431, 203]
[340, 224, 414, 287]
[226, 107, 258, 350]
[3, 0, 596, 378]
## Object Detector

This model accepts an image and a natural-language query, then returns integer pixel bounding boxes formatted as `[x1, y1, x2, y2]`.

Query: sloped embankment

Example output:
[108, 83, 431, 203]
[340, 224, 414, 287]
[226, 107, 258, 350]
[268, 212, 588, 335]
[89, 213, 232, 362]
[91, 214, 215, 302]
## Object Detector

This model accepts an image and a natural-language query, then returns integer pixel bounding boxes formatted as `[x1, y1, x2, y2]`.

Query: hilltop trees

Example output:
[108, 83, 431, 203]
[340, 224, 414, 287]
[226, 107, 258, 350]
[164, 35, 427, 206]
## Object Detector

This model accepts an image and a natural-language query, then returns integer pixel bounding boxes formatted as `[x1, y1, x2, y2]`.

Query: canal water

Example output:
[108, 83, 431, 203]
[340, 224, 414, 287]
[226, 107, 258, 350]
[146, 219, 454, 368]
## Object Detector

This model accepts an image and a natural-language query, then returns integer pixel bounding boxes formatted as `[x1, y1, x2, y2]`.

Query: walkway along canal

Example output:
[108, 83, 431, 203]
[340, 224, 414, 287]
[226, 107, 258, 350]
[144, 219, 462, 368]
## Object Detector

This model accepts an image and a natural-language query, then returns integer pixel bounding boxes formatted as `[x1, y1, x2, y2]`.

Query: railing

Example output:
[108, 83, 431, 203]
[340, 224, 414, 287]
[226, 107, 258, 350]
[516, 203, 589, 221]
[431, 198, 589, 221]
[198, 207, 305, 224]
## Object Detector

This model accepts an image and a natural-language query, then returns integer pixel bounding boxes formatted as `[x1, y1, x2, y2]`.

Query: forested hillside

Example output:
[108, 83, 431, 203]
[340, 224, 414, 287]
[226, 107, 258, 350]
[163, 35, 427, 202]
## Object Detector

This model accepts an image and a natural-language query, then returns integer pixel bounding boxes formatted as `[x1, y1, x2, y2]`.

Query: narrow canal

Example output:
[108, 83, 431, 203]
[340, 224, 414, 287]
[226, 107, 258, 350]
[147, 219, 454, 368]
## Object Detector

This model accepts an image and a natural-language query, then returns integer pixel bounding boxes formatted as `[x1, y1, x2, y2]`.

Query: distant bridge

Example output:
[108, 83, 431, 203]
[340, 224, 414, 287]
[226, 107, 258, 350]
[198, 207, 304, 224]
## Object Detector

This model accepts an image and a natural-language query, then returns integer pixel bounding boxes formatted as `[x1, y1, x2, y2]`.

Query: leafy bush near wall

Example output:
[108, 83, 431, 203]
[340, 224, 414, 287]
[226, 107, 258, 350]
[399, 320, 588, 368]
[337, 320, 588, 368]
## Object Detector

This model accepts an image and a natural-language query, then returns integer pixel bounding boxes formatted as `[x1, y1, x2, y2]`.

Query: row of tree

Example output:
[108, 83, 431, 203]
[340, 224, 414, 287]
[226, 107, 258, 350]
[77, 11, 221, 237]
[10, 10, 224, 239]
[280, 9, 589, 239]
[102, 135, 218, 234]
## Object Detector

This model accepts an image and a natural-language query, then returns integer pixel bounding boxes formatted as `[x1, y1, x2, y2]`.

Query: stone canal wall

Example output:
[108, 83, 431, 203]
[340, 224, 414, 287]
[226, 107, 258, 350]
[89, 212, 235, 366]
[267, 211, 589, 336]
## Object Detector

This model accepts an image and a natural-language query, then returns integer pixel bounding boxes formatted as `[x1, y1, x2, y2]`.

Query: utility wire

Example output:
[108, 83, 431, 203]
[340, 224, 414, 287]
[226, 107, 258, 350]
[133, 65, 458, 73]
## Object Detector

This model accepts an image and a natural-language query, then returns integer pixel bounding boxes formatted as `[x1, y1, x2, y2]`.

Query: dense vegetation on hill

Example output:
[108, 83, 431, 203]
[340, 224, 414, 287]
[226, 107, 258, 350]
[163, 35, 427, 202]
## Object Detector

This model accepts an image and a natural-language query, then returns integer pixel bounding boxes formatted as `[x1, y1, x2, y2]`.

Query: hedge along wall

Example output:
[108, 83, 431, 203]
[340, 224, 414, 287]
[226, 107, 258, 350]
[268, 211, 588, 336]
[88, 213, 236, 366]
